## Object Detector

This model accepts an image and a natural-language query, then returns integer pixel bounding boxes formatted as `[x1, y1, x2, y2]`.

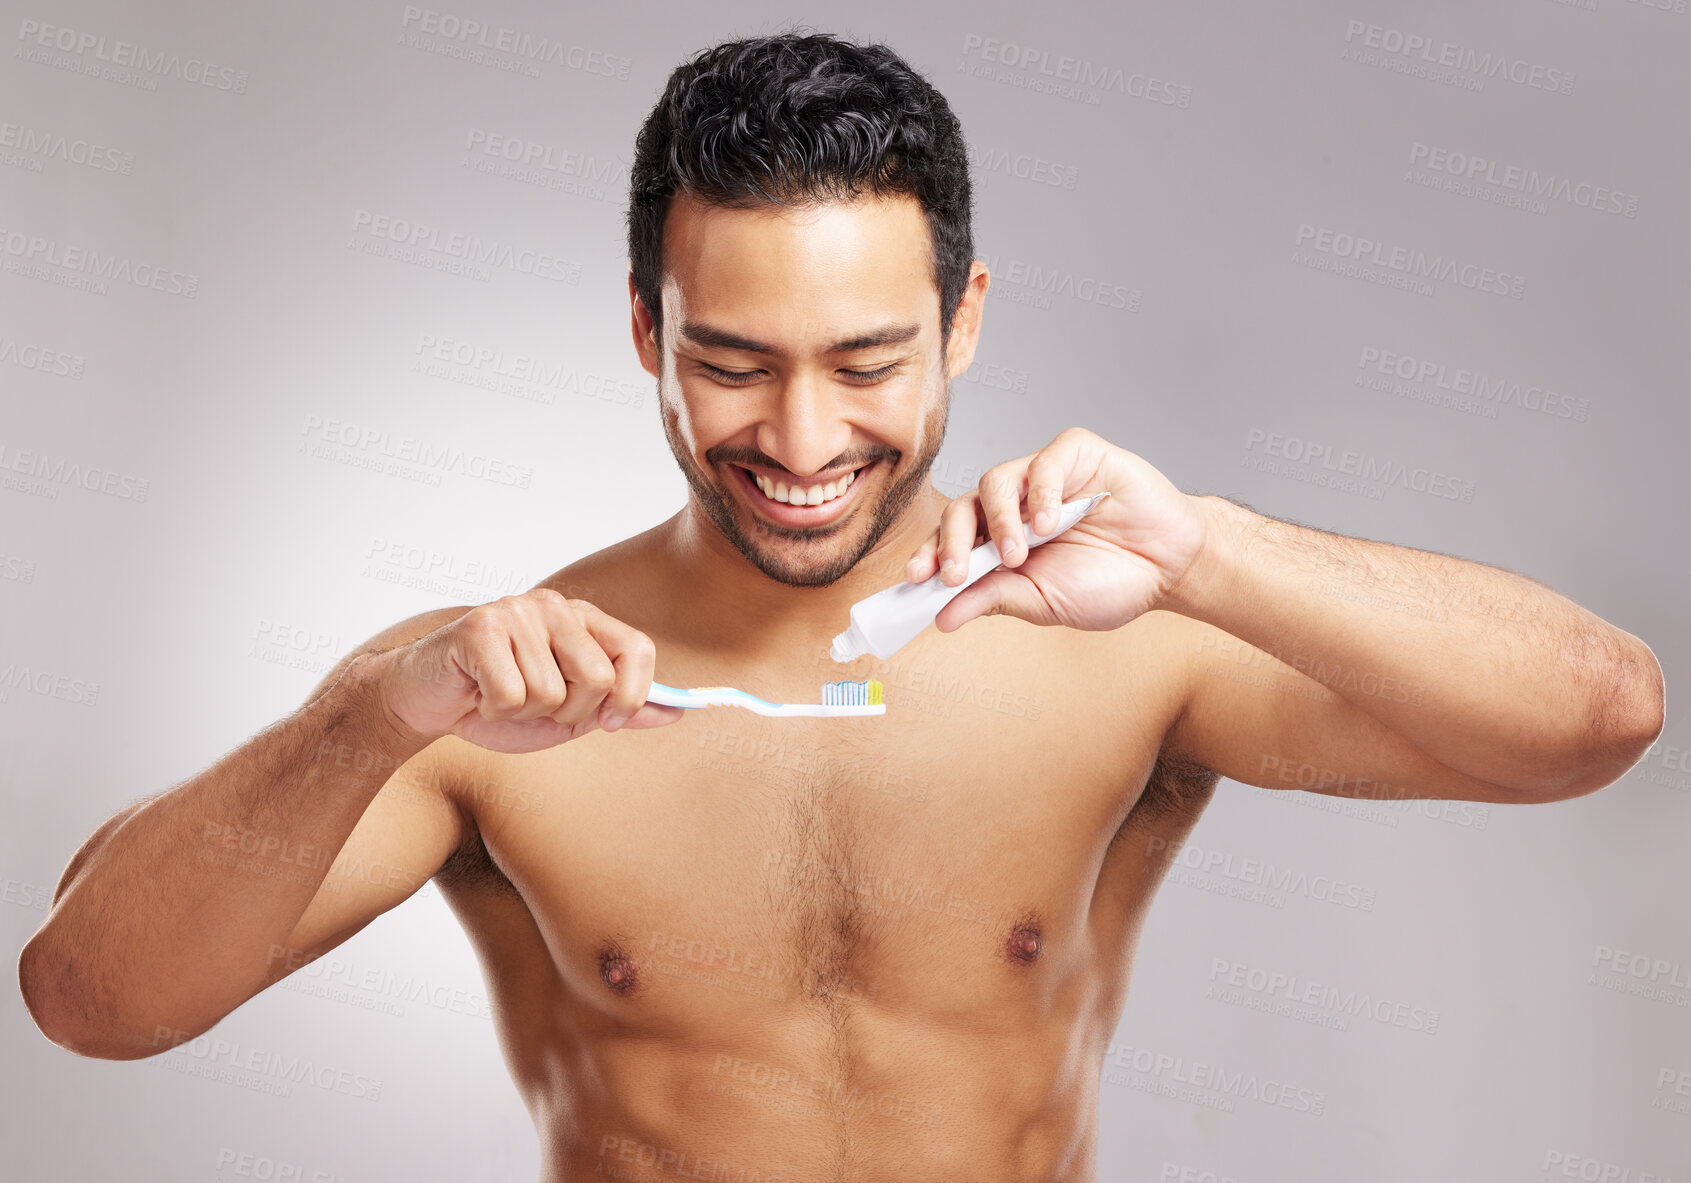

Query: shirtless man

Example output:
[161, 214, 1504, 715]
[19, 32, 1664, 1183]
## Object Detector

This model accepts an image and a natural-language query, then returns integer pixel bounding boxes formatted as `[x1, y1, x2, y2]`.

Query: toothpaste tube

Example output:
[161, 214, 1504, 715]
[829, 491, 1110, 662]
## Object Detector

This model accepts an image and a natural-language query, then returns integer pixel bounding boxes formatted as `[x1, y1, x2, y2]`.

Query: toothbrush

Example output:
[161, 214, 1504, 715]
[645, 678, 885, 717]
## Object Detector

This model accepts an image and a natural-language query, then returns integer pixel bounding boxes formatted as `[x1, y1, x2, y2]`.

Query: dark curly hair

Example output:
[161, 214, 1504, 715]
[626, 30, 975, 355]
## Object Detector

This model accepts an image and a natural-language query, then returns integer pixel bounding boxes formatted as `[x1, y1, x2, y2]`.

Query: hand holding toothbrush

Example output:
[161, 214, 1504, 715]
[367, 590, 684, 754]
[903, 427, 1210, 635]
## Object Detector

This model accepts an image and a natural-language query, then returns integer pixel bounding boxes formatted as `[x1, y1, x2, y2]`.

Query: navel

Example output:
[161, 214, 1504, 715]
[1005, 916, 1044, 966]
[598, 943, 640, 995]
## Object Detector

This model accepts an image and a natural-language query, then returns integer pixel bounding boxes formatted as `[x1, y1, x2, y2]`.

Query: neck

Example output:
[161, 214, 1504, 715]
[651, 482, 953, 664]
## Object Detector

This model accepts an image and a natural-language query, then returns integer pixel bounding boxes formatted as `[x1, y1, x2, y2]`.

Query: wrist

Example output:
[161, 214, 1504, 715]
[329, 651, 437, 771]
[1159, 495, 1250, 620]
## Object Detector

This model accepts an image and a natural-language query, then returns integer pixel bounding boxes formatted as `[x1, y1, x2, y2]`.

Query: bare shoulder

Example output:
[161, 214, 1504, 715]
[1088, 611, 1225, 827]
[1066, 608, 1201, 731]
[531, 521, 670, 617]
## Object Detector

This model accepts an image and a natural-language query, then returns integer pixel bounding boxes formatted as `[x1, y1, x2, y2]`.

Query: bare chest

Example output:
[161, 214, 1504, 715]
[455, 622, 1184, 1019]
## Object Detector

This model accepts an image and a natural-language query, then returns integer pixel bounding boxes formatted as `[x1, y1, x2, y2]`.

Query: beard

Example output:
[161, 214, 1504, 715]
[659, 385, 951, 589]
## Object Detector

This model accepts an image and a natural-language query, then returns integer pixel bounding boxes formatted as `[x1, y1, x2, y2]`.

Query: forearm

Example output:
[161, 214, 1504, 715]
[1162, 495, 1664, 794]
[19, 655, 428, 1054]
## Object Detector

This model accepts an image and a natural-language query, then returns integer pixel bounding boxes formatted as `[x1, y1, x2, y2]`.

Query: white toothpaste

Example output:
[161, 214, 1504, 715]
[829, 491, 1110, 663]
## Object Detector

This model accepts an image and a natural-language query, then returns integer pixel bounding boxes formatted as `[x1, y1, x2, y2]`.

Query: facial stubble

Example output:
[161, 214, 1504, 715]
[660, 382, 952, 588]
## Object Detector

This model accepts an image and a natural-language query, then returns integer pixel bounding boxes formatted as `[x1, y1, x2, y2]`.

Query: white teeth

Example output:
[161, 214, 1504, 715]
[751, 466, 861, 506]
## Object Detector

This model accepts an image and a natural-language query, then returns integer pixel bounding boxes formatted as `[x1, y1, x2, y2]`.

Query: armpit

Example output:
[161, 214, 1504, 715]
[434, 823, 521, 897]
[1119, 748, 1221, 831]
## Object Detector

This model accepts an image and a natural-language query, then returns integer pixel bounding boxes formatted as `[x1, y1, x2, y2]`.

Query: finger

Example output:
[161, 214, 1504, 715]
[936, 493, 985, 586]
[572, 605, 664, 731]
[934, 568, 1053, 632]
[978, 460, 1032, 567]
[618, 701, 686, 729]
[538, 600, 618, 730]
[505, 602, 568, 722]
[458, 610, 527, 722]
[1024, 449, 1070, 536]
[904, 528, 940, 583]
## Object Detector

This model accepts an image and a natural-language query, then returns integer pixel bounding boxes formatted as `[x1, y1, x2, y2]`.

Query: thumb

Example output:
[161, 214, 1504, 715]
[934, 568, 1053, 633]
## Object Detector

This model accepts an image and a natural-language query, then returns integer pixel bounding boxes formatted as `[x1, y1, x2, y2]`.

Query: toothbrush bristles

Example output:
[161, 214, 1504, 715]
[821, 679, 884, 707]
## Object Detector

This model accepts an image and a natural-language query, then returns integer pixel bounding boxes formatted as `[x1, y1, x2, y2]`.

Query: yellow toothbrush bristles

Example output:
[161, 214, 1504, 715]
[820, 679, 884, 707]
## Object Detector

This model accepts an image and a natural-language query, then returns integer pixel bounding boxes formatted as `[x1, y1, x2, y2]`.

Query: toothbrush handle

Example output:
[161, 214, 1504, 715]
[645, 682, 703, 709]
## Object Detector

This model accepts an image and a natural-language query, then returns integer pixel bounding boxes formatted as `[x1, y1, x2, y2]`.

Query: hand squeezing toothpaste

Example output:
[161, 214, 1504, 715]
[828, 491, 1111, 663]
[842, 427, 1211, 655]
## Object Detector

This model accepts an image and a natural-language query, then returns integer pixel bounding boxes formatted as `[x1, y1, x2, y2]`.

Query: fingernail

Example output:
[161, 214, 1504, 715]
[1034, 509, 1053, 533]
[603, 714, 625, 732]
[939, 558, 958, 582]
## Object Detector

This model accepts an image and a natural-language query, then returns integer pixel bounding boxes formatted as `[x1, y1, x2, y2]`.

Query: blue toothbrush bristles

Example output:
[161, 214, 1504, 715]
[820, 679, 884, 707]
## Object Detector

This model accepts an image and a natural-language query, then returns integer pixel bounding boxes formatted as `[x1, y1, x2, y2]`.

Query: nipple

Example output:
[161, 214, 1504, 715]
[599, 946, 639, 994]
[1006, 919, 1043, 966]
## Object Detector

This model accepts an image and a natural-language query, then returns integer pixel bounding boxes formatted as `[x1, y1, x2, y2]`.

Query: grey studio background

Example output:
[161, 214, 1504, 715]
[2, 0, 1686, 1180]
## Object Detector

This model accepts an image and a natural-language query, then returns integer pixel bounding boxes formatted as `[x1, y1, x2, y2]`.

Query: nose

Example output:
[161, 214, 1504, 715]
[755, 370, 853, 479]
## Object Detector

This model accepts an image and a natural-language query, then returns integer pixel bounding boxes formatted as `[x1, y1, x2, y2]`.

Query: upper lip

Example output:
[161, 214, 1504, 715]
[735, 462, 868, 486]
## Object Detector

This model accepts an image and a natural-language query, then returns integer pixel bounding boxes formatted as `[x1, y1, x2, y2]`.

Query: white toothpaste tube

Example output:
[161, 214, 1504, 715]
[829, 491, 1110, 663]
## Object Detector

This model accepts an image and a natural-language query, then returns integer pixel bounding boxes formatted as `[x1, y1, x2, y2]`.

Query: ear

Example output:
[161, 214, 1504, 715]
[629, 269, 659, 379]
[944, 261, 991, 381]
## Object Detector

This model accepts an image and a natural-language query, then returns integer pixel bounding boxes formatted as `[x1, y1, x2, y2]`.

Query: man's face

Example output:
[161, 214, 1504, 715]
[632, 192, 983, 588]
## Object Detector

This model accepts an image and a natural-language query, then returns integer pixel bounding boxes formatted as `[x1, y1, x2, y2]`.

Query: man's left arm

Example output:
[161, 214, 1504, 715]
[907, 427, 1666, 804]
[1155, 495, 1665, 800]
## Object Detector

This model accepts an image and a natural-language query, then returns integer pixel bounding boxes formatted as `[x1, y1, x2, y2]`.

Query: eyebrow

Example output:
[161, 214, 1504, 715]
[678, 319, 921, 356]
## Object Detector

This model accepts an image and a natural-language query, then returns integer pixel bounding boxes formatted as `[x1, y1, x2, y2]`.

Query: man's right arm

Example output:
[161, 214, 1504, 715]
[15, 605, 476, 1061]
[17, 588, 677, 1060]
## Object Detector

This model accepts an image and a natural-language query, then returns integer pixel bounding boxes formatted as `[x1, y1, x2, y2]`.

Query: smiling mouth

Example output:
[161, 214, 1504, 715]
[730, 460, 876, 524]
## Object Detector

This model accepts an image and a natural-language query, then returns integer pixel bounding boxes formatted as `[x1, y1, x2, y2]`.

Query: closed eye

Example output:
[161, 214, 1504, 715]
[697, 363, 901, 386]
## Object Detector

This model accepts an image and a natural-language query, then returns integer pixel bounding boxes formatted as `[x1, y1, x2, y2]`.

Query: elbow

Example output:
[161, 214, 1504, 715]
[17, 931, 187, 1061]
[1544, 638, 1667, 803]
